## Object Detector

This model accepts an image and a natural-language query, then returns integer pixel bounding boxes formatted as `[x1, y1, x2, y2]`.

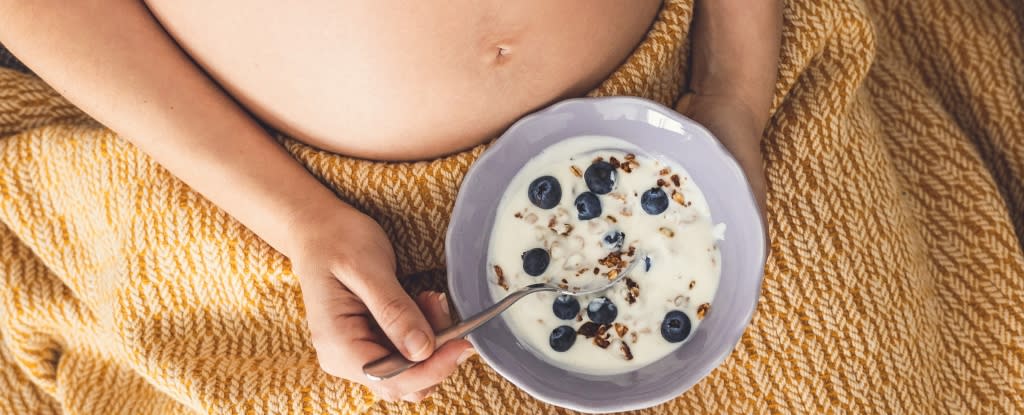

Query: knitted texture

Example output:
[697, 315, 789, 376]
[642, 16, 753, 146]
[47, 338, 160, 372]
[1, 0, 1022, 413]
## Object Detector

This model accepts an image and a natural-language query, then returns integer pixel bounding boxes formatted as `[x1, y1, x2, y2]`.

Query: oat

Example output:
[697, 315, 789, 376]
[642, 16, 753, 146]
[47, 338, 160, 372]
[605, 215, 617, 223]
[560, 223, 574, 236]
[689, 280, 696, 290]
[657, 178, 668, 187]
[671, 174, 681, 187]
[672, 191, 686, 205]
[620, 208, 633, 217]
[673, 295, 686, 306]
[659, 227, 675, 238]
[630, 332, 639, 344]
[620, 342, 634, 360]
[697, 303, 711, 320]
[524, 213, 538, 224]
[614, 323, 629, 337]
[659, 168, 671, 175]
[570, 165, 583, 177]
[610, 193, 627, 202]
[494, 265, 508, 291]
[609, 156, 621, 167]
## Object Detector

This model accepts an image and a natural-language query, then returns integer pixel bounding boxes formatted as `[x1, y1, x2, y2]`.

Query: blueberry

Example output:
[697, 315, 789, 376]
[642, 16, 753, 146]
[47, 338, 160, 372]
[522, 248, 550, 276]
[584, 161, 617, 194]
[641, 187, 669, 215]
[660, 310, 692, 343]
[528, 176, 562, 209]
[587, 297, 618, 324]
[552, 295, 581, 320]
[644, 256, 652, 272]
[574, 192, 602, 220]
[602, 231, 625, 250]
[549, 325, 577, 352]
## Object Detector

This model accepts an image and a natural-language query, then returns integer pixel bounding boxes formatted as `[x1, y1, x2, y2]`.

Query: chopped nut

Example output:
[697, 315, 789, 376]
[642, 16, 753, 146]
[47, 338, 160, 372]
[594, 336, 611, 348]
[560, 223, 574, 236]
[548, 217, 557, 228]
[630, 332, 639, 344]
[621, 162, 634, 173]
[659, 227, 675, 238]
[578, 322, 599, 338]
[626, 246, 636, 257]
[657, 178, 667, 187]
[576, 313, 583, 322]
[671, 174, 681, 187]
[624, 278, 640, 304]
[596, 324, 609, 338]
[570, 165, 583, 177]
[614, 323, 629, 337]
[672, 191, 686, 205]
[592, 156, 604, 163]
[689, 280, 696, 290]
[697, 303, 710, 319]
[605, 215, 617, 223]
[625, 153, 636, 161]
[620, 342, 634, 360]
[494, 265, 508, 291]
[607, 269, 619, 280]
[609, 156, 621, 167]
[659, 168, 671, 175]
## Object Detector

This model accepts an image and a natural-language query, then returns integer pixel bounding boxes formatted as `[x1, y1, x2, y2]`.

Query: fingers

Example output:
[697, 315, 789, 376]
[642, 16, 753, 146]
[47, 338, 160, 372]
[374, 292, 472, 402]
[336, 262, 436, 362]
[416, 291, 454, 330]
[372, 336, 471, 400]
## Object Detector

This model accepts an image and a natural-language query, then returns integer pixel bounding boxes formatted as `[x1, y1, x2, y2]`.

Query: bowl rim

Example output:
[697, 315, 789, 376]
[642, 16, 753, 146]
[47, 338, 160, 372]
[445, 96, 767, 413]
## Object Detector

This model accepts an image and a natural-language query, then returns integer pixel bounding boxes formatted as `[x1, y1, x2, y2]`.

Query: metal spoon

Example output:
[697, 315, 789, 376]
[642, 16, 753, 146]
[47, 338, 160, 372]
[363, 250, 644, 381]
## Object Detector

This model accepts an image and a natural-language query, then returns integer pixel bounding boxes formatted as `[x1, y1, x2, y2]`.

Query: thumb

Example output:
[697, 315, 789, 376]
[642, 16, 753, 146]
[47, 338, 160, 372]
[339, 266, 435, 362]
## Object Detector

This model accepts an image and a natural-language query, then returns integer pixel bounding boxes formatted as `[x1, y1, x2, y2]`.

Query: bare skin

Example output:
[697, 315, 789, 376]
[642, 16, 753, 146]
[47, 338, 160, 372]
[0, 0, 780, 404]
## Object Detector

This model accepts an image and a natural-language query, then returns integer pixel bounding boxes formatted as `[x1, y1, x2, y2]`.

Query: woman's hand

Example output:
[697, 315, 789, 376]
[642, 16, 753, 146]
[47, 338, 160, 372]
[675, 0, 782, 227]
[288, 208, 472, 403]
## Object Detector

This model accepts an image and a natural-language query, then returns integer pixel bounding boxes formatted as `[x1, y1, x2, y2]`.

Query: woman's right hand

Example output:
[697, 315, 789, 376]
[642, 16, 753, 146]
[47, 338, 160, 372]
[287, 207, 473, 403]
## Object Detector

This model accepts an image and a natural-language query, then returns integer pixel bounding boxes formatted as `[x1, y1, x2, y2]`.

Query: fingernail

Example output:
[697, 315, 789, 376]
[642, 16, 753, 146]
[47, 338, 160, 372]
[438, 293, 450, 316]
[405, 330, 431, 360]
[457, 348, 477, 365]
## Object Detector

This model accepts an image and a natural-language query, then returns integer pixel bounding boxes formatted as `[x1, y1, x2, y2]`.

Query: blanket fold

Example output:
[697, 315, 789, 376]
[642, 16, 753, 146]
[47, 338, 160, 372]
[1, 0, 1022, 413]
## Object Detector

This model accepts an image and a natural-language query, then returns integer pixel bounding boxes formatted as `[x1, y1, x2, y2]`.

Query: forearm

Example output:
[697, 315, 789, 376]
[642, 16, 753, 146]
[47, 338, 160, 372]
[688, 0, 783, 131]
[0, 0, 353, 257]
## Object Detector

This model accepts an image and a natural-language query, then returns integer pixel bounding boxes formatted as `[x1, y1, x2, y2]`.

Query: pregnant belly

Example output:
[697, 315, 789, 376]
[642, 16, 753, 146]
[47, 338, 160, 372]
[144, 0, 662, 160]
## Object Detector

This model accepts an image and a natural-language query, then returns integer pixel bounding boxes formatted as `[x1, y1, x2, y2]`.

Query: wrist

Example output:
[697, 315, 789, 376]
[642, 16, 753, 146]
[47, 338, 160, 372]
[279, 195, 368, 259]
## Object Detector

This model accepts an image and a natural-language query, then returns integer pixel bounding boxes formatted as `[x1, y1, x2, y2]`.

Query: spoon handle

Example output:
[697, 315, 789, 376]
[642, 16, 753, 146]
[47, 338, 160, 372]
[363, 283, 555, 381]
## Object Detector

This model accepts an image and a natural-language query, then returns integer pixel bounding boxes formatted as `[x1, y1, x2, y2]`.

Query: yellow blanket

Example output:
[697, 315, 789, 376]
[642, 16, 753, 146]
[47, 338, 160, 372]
[2, 0, 1023, 413]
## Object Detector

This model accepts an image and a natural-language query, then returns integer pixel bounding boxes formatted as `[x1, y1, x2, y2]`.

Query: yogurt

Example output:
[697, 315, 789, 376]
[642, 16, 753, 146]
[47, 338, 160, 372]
[486, 135, 724, 375]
